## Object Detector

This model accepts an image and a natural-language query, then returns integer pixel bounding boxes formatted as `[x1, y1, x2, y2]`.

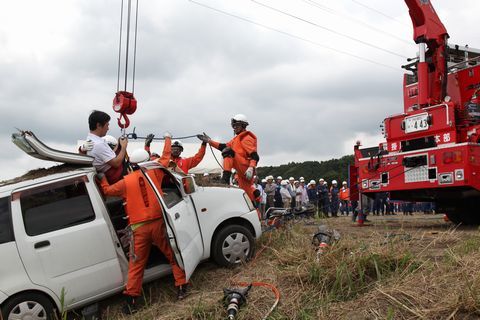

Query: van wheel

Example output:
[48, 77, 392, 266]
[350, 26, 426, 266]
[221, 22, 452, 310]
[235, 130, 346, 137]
[2, 292, 55, 320]
[212, 224, 255, 267]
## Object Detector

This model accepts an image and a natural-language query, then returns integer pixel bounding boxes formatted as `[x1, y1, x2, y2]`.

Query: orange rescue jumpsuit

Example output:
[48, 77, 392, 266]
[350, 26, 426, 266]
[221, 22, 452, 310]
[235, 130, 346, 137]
[171, 143, 206, 174]
[210, 131, 259, 201]
[100, 138, 187, 297]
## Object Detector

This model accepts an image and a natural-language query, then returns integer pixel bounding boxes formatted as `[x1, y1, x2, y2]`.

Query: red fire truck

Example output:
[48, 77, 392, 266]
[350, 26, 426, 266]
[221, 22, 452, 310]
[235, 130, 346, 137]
[352, 0, 480, 224]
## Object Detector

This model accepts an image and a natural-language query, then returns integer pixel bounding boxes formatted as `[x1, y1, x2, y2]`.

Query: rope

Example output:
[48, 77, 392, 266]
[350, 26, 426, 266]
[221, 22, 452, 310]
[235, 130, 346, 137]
[126, 128, 226, 170]
[126, 130, 200, 141]
[209, 142, 224, 170]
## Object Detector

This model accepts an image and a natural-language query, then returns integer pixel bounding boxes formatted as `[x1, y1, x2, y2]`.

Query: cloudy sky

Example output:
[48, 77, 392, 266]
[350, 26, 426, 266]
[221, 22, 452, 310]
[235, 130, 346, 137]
[1, 0, 479, 180]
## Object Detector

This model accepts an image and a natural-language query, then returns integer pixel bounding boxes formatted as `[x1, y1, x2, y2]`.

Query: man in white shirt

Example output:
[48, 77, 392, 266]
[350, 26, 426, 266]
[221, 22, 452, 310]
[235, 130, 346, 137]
[86, 110, 128, 183]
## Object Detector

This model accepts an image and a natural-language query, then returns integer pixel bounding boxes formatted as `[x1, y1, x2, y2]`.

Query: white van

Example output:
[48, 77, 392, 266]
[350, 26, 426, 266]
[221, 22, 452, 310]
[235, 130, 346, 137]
[0, 131, 261, 320]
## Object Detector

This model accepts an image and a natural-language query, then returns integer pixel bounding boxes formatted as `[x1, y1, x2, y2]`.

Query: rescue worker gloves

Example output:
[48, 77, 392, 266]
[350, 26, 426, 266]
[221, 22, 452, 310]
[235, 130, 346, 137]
[145, 134, 155, 147]
[245, 167, 254, 180]
[95, 172, 105, 180]
[80, 140, 94, 152]
[196, 133, 211, 144]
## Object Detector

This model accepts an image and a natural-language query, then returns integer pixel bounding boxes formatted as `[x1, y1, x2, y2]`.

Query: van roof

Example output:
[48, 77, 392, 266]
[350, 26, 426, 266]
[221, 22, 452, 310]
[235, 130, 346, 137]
[0, 164, 94, 195]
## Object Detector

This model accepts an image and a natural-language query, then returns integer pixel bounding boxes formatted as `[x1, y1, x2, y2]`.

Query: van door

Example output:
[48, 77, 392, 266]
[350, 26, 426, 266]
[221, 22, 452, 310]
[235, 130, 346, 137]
[11, 176, 124, 304]
[143, 167, 203, 280]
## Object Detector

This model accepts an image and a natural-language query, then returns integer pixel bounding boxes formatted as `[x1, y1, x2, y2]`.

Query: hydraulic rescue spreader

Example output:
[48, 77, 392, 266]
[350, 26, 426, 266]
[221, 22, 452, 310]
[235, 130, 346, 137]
[113, 0, 139, 131]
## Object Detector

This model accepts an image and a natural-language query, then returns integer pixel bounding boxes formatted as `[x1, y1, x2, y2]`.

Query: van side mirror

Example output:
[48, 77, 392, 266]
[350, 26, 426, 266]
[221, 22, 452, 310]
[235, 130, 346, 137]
[182, 176, 196, 194]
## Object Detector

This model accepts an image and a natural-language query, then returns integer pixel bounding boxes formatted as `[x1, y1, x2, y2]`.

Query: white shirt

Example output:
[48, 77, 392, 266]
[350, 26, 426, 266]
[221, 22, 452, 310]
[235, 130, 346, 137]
[86, 133, 115, 173]
[255, 184, 266, 204]
[280, 187, 292, 200]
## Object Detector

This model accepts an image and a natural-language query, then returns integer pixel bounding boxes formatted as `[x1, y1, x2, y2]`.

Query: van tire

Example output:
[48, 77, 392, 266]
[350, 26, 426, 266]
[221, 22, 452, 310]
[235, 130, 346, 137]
[1, 292, 55, 320]
[212, 224, 255, 267]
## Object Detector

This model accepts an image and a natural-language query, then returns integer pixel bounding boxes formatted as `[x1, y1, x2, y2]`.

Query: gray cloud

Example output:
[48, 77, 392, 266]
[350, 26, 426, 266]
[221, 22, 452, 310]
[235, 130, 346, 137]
[1, 0, 479, 180]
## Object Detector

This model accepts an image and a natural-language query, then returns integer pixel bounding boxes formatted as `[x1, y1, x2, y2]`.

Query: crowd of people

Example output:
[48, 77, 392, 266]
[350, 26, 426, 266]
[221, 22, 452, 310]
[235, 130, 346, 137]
[250, 176, 435, 221]
[251, 176, 356, 219]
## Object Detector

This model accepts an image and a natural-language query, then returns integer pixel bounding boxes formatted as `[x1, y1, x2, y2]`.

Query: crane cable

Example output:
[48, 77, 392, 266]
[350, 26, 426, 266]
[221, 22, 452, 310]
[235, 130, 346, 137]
[251, 0, 408, 59]
[114, 0, 140, 133]
[187, 0, 398, 71]
[351, 0, 410, 27]
[117, 0, 139, 94]
[302, 0, 412, 45]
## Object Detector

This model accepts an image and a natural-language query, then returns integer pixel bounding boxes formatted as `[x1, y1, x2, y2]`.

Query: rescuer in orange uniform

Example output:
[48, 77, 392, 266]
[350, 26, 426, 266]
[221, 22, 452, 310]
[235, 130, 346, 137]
[145, 134, 206, 173]
[198, 114, 260, 202]
[98, 135, 188, 314]
[339, 181, 350, 216]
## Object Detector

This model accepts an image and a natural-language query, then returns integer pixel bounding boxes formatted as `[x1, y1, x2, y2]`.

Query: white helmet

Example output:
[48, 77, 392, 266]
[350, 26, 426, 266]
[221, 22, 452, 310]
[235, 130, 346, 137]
[231, 114, 249, 127]
[103, 135, 118, 149]
[342, 181, 347, 185]
[277, 176, 283, 180]
[129, 149, 150, 164]
[289, 177, 294, 181]
[332, 180, 338, 185]
[281, 180, 288, 186]
[261, 178, 267, 183]
[266, 175, 274, 181]
[310, 180, 316, 185]
[319, 178, 324, 182]
[299, 178, 305, 183]
[172, 140, 183, 150]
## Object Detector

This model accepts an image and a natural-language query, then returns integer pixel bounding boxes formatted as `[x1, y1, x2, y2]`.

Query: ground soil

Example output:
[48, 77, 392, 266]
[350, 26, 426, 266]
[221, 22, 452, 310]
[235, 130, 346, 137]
[68, 213, 480, 320]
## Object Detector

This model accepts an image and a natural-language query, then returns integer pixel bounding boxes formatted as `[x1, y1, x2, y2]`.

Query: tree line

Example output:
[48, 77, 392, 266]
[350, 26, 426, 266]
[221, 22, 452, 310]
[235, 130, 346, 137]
[257, 155, 354, 184]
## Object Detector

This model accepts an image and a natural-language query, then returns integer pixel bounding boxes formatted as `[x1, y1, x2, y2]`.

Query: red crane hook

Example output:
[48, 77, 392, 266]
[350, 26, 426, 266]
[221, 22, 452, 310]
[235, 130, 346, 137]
[112, 91, 137, 129]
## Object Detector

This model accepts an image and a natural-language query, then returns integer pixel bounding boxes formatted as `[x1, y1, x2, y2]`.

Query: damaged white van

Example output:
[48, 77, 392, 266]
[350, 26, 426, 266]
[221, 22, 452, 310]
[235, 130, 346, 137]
[0, 131, 261, 320]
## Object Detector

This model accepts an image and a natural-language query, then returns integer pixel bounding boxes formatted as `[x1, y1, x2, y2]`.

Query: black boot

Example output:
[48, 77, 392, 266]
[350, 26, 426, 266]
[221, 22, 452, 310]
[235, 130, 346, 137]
[222, 171, 232, 185]
[177, 284, 189, 300]
[122, 295, 140, 315]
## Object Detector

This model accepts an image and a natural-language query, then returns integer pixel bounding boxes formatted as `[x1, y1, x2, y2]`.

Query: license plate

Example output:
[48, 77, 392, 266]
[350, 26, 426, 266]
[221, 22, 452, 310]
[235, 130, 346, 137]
[405, 113, 429, 133]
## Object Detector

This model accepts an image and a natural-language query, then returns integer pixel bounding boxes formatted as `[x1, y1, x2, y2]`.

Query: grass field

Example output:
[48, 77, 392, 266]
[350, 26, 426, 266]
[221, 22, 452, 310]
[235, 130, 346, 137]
[93, 213, 480, 320]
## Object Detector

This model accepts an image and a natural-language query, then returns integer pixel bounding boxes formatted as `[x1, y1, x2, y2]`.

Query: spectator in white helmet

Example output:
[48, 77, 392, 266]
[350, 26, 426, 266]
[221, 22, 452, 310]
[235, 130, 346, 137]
[280, 180, 292, 208]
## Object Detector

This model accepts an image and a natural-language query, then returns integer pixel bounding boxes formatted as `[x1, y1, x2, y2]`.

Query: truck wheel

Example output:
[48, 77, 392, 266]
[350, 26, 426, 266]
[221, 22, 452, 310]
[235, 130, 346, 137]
[212, 224, 255, 267]
[1, 292, 55, 320]
[443, 200, 480, 225]
[445, 211, 462, 224]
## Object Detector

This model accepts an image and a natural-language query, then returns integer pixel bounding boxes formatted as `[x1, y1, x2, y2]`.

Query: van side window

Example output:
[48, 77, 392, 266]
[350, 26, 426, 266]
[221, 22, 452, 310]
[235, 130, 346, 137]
[159, 171, 183, 208]
[20, 181, 95, 236]
[0, 197, 14, 244]
[146, 168, 183, 209]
